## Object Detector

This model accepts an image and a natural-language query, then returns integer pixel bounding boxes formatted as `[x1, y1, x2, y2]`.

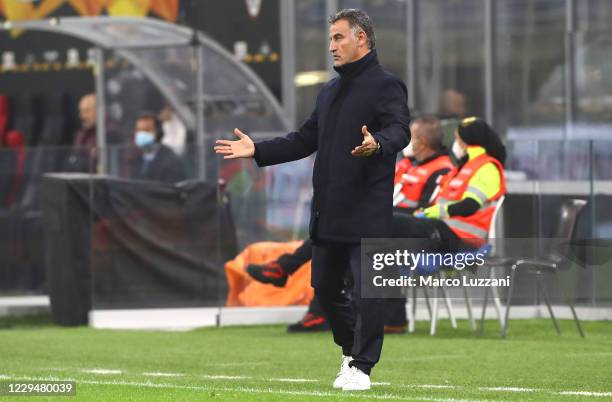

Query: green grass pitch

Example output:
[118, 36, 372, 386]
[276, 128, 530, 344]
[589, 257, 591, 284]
[1, 315, 611, 401]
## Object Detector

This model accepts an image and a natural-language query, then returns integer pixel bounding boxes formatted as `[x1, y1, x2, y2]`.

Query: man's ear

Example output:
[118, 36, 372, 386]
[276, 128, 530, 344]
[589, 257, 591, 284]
[357, 30, 368, 48]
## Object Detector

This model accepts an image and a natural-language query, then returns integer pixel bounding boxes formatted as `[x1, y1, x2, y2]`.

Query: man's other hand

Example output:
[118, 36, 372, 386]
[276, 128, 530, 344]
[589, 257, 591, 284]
[214, 128, 255, 159]
[351, 125, 379, 157]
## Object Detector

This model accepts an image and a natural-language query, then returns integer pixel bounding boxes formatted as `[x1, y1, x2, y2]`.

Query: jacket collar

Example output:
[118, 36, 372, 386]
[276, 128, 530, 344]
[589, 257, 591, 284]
[414, 148, 449, 166]
[467, 145, 486, 161]
[333, 49, 379, 79]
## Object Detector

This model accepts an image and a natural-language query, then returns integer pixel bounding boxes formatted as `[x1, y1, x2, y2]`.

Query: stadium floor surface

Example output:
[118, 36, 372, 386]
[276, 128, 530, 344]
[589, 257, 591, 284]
[1, 315, 611, 401]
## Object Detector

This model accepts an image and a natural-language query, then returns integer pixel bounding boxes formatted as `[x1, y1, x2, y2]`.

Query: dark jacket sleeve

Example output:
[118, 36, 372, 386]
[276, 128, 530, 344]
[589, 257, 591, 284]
[371, 79, 411, 157]
[448, 198, 480, 217]
[417, 168, 451, 209]
[253, 106, 318, 167]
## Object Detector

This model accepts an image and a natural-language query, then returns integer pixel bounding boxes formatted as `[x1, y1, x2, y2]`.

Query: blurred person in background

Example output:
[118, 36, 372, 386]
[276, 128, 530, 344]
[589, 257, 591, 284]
[394, 118, 506, 260]
[438, 88, 468, 119]
[129, 112, 186, 183]
[386, 115, 453, 333]
[65, 93, 122, 172]
[159, 105, 187, 156]
[392, 116, 453, 214]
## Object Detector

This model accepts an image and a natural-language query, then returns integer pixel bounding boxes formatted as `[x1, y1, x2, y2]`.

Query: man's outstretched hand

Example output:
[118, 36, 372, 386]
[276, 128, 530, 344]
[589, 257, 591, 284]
[351, 125, 379, 157]
[214, 128, 255, 159]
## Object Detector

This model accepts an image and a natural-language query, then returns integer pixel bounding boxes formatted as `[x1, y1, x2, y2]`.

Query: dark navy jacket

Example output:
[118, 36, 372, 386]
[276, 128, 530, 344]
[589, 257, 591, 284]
[254, 50, 411, 243]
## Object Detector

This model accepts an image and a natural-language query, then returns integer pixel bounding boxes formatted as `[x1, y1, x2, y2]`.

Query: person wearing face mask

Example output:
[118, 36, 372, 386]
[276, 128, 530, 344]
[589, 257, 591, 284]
[387, 117, 506, 329]
[392, 116, 453, 214]
[419, 116, 506, 242]
[129, 112, 187, 183]
[384, 115, 454, 334]
[394, 116, 506, 251]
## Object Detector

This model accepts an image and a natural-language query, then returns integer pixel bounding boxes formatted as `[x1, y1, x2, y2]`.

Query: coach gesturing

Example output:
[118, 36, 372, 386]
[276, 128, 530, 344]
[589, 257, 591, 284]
[214, 9, 410, 391]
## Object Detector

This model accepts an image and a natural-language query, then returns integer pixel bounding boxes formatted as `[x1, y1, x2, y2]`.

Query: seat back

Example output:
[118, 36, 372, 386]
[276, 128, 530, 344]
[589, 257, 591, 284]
[555, 199, 587, 240]
[486, 195, 505, 256]
[550, 199, 587, 263]
[487, 195, 505, 239]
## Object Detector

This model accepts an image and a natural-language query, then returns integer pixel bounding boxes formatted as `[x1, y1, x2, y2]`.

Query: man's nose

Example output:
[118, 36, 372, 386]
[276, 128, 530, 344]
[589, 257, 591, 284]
[329, 41, 335, 53]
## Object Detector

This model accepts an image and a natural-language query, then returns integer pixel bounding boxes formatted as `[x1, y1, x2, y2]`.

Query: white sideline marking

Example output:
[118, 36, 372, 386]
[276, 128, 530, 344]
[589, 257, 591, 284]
[269, 378, 319, 383]
[81, 369, 122, 375]
[142, 372, 183, 377]
[0, 374, 492, 402]
[397, 384, 457, 389]
[559, 391, 612, 397]
[201, 374, 250, 380]
[419, 385, 457, 389]
[479, 387, 539, 393]
[4, 372, 611, 399]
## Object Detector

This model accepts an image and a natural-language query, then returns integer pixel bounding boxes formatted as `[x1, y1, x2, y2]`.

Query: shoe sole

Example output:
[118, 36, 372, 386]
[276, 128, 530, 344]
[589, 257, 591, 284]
[333, 379, 348, 389]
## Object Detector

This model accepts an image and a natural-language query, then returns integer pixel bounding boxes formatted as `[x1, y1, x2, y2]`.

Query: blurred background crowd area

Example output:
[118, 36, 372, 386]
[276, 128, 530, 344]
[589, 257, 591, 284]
[0, 0, 611, 310]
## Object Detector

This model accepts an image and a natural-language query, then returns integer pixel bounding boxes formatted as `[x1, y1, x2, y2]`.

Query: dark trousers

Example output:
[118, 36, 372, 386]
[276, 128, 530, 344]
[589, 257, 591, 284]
[275, 239, 325, 316]
[311, 243, 385, 375]
[278, 239, 313, 275]
[386, 214, 472, 326]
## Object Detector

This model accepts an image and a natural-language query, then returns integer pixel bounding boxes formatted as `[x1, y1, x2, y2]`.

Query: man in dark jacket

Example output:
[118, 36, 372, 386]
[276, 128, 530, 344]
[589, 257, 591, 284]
[215, 9, 410, 391]
[65, 93, 123, 172]
[130, 112, 187, 183]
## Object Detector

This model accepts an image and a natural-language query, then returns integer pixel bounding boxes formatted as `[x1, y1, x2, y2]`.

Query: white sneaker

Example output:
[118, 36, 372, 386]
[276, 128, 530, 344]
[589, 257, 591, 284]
[332, 355, 353, 389]
[342, 366, 371, 391]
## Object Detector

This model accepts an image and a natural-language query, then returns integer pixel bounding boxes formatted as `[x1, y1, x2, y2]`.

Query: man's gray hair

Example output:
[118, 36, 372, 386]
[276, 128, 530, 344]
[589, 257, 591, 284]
[329, 9, 376, 50]
[411, 115, 444, 151]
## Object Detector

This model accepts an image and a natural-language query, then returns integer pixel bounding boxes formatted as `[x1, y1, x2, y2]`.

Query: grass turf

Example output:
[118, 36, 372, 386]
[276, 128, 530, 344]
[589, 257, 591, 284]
[0, 315, 611, 401]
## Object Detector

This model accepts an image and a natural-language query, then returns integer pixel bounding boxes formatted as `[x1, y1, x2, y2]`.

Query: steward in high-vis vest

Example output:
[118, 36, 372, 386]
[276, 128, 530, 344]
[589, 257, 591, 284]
[386, 115, 453, 334]
[419, 117, 506, 246]
[392, 116, 453, 212]
[392, 117, 506, 251]
[387, 117, 506, 331]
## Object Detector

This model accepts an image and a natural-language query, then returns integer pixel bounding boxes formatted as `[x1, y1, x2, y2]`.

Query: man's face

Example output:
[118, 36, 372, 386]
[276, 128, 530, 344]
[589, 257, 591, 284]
[135, 117, 156, 135]
[329, 19, 366, 67]
[79, 95, 96, 130]
[441, 90, 467, 118]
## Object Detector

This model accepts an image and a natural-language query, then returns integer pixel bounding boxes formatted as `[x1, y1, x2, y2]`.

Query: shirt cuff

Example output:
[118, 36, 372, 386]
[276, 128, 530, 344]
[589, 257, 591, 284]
[373, 134, 383, 155]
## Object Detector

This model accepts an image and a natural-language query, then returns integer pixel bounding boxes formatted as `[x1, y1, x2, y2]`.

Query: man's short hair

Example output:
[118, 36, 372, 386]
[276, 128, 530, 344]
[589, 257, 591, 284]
[411, 115, 444, 151]
[136, 111, 163, 142]
[329, 9, 376, 50]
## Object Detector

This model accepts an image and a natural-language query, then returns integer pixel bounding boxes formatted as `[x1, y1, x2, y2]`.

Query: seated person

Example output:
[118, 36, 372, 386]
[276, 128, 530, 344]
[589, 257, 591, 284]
[65, 93, 122, 172]
[388, 117, 507, 326]
[246, 116, 453, 333]
[393, 115, 453, 212]
[129, 112, 187, 183]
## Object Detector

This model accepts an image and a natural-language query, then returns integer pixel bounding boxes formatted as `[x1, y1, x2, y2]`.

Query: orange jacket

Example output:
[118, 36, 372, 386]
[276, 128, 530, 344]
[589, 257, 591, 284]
[393, 154, 453, 209]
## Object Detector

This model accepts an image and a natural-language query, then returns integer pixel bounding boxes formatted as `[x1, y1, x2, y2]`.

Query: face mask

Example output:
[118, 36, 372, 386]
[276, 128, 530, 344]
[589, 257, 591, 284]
[135, 131, 155, 148]
[402, 142, 414, 158]
[452, 140, 466, 160]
